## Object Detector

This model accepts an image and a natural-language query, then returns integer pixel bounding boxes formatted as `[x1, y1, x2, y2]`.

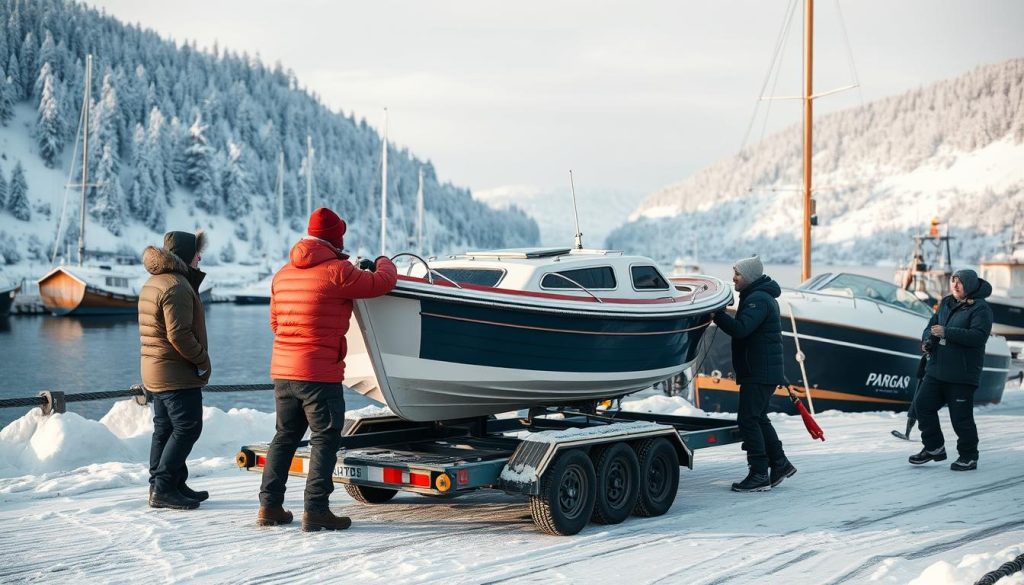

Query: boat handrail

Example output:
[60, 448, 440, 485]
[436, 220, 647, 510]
[391, 252, 463, 289]
[542, 272, 603, 303]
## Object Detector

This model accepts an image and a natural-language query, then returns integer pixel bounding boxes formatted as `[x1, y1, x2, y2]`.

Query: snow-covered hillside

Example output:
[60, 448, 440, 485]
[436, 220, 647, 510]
[0, 0, 538, 269]
[2, 389, 1023, 584]
[608, 59, 1024, 265]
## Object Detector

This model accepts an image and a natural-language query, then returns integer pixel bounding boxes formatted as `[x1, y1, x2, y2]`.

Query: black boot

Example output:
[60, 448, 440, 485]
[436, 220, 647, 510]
[150, 488, 200, 510]
[950, 456, 977, 471]
[731, 469, 771, 492]
[180, 483, 209, 502]
[770, 459, 797, 487]
[909, 446, 946, 465]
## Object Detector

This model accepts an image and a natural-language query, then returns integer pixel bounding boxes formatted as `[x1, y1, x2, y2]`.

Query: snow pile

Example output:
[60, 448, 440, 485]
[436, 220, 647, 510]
[909, 544, 1024, 585]
[620, 393, 706, 417]
[0, 399, 275, 480]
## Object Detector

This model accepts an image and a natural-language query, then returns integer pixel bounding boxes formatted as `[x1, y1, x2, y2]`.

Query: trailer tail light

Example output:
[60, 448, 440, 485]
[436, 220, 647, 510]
[435, 474, 452, 492]
[410, 473, 431, 488]
[707, 435, 717, 444]
[382, 467, 404, 484]
[256, 455, 267, 467]
[457, 470, 469, 487]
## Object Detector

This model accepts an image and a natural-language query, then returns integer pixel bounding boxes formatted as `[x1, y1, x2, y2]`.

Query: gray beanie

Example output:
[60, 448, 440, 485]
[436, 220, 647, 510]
[953, 269, 979, 296]
[734, 255, 764, 283]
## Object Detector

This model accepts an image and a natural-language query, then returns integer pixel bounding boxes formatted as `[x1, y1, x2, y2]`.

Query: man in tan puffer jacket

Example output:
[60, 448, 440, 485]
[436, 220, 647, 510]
[139, 230, 210, 510]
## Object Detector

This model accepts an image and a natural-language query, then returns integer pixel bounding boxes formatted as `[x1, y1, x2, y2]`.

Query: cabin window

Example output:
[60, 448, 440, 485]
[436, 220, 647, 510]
[631, 265, 670, 290]
[432, 268, 505, 287]
[541, 267, 617, 290]
[105, 277, 129, 288]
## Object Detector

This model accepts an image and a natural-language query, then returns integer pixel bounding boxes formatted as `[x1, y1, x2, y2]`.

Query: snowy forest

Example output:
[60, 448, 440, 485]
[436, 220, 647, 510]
[608, 59, 1024, 265]
[0, 0, 539, 265]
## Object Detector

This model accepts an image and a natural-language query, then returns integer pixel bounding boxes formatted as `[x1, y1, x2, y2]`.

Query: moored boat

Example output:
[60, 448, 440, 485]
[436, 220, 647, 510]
[0, 280, 19, 316]
[344, 247, 731, 421]
[38, 264, 141, 316]
[693, 272, 1011, 414]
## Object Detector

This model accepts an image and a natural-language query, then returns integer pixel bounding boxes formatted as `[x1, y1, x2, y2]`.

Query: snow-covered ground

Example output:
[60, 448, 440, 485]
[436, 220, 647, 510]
[1, 389, 1023, 584]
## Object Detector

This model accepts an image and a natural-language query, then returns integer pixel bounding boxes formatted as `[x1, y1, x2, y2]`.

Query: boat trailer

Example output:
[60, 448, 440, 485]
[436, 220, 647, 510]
[237, 407, 740, 536]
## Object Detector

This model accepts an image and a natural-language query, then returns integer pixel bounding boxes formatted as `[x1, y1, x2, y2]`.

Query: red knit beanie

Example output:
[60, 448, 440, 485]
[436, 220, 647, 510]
[307, 208, 346, 248]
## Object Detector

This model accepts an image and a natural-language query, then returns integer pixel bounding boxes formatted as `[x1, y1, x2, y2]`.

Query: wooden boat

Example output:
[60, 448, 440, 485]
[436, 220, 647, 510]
[38, 264, 140, 316]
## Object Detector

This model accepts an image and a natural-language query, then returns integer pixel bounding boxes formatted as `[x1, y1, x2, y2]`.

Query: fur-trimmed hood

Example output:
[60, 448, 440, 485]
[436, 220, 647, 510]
[143, 245, 190, 276]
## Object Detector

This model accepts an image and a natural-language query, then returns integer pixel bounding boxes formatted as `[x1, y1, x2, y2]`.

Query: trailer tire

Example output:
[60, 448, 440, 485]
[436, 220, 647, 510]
[344, 484, 398, 504]
[633, 437, 679, 517]
[590, 442, 640, 525]
[530, 449, 596, 536]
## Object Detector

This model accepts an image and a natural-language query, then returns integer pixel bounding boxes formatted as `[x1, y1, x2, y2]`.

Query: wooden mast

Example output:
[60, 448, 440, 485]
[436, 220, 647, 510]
[801, 0, 814, 283]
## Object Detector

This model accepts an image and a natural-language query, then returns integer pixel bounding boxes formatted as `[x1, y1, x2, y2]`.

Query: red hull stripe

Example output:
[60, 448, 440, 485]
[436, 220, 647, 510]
[396, 275, 719, 305]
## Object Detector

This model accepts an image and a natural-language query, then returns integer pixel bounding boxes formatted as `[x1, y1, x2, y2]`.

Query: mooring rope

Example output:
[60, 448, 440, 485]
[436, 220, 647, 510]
[0, 384, 275, 410]
[974, 552, 1024, 585]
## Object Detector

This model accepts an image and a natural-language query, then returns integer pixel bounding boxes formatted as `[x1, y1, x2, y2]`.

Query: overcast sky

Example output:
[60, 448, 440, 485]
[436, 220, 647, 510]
[88, 0, 1024, 204]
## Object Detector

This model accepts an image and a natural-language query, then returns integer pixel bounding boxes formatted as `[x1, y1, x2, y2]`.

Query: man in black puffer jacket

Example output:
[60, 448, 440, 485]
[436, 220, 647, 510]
[909, 269, 993, 471]
[713, 255, 796, 492]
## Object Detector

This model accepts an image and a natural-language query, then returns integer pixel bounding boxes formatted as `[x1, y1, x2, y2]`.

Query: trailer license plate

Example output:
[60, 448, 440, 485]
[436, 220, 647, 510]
[335, 465, 362, 479]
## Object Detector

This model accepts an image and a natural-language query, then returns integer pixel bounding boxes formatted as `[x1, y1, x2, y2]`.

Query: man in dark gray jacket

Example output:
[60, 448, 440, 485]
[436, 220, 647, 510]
[713, 255, 796, 492]
[909, 269, 993, 471]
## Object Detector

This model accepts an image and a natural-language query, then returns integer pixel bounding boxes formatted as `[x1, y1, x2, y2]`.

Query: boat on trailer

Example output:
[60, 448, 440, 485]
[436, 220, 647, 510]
[343, 247, 731, 421]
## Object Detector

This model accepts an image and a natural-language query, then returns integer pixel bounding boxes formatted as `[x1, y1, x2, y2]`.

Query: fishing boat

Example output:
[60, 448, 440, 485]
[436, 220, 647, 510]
[690, 2, 1011, 414]
[896, 218, 1024, 341]
[232, 274, 272, 305]
[692, 272, 1011, 413]
[344, 248, 731, 421]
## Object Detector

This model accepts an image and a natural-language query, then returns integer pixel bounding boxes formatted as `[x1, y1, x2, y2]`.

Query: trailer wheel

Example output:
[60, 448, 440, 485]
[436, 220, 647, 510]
[530, 449, 596, 536]
[633, 437, 679, 517]
[590, 442, 640, 525]
[344, 484, 397, 504]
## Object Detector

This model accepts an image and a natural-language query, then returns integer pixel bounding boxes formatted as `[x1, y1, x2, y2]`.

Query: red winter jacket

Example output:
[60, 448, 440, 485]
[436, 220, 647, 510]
[270, 238, 398, 383]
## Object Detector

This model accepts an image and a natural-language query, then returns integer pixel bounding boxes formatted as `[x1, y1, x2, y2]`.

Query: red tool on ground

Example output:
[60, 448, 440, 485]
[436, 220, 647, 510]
[786, 386, 825, 441]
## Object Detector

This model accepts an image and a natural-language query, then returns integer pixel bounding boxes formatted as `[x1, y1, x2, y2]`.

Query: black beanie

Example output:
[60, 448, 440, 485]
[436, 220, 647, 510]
[163, 231, 197, 265]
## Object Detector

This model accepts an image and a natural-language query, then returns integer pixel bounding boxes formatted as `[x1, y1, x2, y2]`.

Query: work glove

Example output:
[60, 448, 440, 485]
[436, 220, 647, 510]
[357, 258, 376, 272]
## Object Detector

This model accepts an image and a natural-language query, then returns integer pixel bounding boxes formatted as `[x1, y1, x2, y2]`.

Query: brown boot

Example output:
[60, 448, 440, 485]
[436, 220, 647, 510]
[301, 509, 352, 532]
[256, 505, 294, 527]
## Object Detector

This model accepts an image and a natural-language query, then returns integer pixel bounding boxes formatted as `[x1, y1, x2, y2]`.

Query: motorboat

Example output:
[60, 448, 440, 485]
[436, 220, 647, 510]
[896, 218, 1024, 341]
[0, 279, 19, 316]
[343, 247, 731, 421]
[693, 272, 1011, 414]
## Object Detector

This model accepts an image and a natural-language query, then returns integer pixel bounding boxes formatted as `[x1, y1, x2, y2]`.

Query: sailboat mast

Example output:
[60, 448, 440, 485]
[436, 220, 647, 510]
[306, 135, 314, 217]
[801, 0, 814, 283]
[415, 167, 424, 255]
[78, 54, 92, 267]
[380, 107, 388, 256]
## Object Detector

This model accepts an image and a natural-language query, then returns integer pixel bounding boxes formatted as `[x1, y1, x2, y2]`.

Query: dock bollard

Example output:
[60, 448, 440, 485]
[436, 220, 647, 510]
[38, 391, 66, 416]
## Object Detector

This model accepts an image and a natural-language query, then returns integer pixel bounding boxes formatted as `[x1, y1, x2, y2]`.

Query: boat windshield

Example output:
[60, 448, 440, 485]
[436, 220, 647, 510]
[799, 272, 933, 317]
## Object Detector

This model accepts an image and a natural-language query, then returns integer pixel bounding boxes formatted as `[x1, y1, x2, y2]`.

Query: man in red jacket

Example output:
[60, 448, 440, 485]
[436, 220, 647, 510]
[257, 208, 397, 531]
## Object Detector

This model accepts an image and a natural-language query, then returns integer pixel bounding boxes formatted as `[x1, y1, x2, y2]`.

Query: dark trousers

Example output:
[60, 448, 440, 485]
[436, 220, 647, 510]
[915, 375, 979, 460]
[737, 383, 786, 473]
[149, 388, 203, 494]
[259, 380, 345, 512]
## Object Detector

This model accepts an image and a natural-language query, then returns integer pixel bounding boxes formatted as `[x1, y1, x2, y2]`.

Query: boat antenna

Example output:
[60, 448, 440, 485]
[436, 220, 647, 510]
[569, 169, 583, 250]
[77, 54, 94, 267]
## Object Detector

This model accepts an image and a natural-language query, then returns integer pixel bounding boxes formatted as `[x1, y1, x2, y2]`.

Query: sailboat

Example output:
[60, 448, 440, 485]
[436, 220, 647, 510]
[691, 1, 1011, 413]
[38, 54, 143, 316]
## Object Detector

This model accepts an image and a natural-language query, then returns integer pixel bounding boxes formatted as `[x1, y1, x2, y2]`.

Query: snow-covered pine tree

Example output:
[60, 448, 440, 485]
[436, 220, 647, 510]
[19, 31, 36, 99]
[222, 141, 252, 217]
[145, 107, 168, 201]
[38, 30, 59, 80]
[5, 55, 20, 103]
[0, 70, 13, 126]
[219, 240, 236, 263]
[90, 144, 125, 235]
[0, 166, 7, 209]
[36, 66, 63, 167]
[127, 123, 155, 218]
[7, 162, 31, 221]
[90, 71, 121, 177]
[33, 61, 52, 103]
[185, 114, 218, 212]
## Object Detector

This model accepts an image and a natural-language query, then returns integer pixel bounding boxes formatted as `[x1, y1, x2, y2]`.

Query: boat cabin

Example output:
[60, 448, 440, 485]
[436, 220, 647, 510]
[404, 247, 682, 300]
